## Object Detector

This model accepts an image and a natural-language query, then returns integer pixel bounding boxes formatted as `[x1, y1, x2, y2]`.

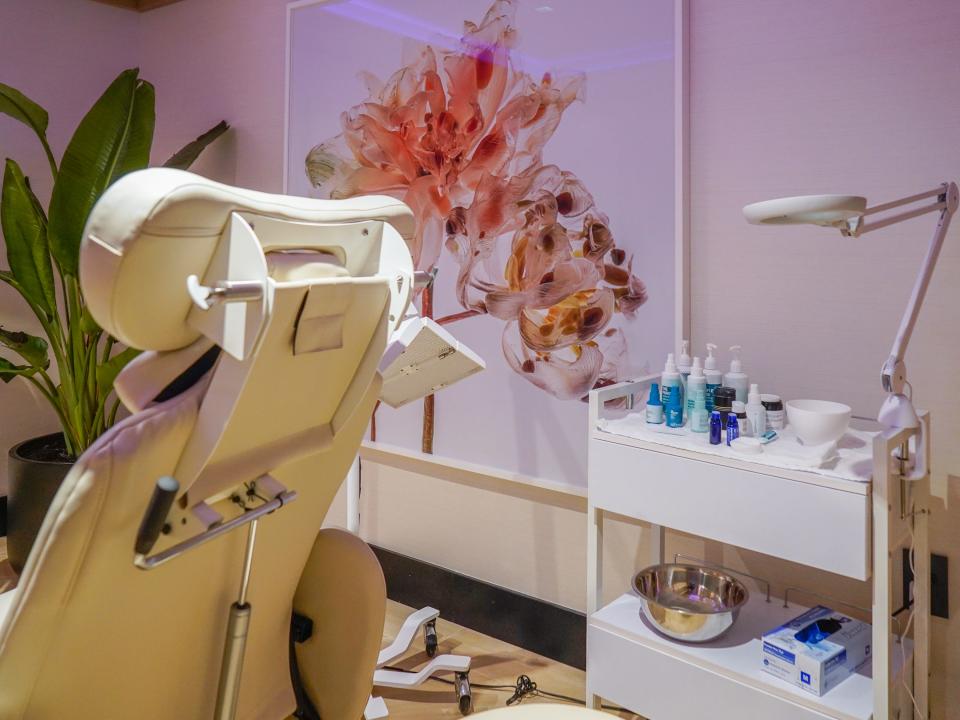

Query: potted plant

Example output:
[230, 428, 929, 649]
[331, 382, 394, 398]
[0, 68, 228, 573]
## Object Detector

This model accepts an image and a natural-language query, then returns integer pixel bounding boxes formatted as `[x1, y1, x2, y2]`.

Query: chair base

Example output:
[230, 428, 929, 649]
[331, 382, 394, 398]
[368, 606, 473, 717]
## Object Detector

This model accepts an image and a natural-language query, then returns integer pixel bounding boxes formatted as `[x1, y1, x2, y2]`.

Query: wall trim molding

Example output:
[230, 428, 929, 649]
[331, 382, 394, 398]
[372, 545, 587, 670]
[361, 441, 587, 509]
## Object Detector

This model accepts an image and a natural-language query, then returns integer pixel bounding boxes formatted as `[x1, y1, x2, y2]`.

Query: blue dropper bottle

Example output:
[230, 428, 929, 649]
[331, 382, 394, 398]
[646, 383, 664, 424]
[709, 410, 722, 445]
[666, 389, 684, 428]
[726, 411, 740, 445]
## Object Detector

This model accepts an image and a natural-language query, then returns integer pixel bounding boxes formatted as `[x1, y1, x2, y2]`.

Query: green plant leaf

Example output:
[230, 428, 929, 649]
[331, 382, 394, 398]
[0, 356, 38, 383]
[111, 80, 155, 182]
[48, 68, 155, 276]
[0, 83, 56, 176]
[96, 345, 140, 393]
[1, 159, 56, 314]
[0, 327, 49, 368]
[0, 82, 48, 137]
[79, 305, 101, 335]
[162, 120, 230, 170]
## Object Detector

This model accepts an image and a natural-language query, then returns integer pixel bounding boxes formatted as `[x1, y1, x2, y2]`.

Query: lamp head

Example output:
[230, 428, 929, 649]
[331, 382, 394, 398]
[743, 195, 867, 229]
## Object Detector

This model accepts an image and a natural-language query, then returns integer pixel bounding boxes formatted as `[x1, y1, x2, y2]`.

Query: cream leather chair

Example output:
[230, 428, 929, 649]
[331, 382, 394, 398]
[0, 169, 439, 719]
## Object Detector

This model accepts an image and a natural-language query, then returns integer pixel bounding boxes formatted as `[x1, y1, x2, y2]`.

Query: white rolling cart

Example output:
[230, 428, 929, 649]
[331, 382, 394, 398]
[585, 377, 930, 720]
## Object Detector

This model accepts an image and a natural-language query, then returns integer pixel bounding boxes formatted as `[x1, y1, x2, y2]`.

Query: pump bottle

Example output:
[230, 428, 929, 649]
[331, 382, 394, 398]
[686, 356, 706, 416]
[704, 343, 723, 412]
[677, 339, 693, 390]
[723, 345, 749, 403]
[660, 352, 683, 417]
[690, 390, 709, 433]
[746, 383, 766, 438]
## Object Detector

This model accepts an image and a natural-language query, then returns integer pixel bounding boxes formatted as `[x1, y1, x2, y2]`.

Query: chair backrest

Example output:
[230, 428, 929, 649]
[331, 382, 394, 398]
[0, 169, 415, 719]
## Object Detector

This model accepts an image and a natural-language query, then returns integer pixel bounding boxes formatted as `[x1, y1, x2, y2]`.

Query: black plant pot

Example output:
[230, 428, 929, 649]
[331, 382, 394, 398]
[7, 433, 74, 575]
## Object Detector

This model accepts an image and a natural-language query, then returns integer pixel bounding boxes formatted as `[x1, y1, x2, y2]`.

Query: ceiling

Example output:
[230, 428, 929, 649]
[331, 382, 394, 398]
[91, 0, 185, 11]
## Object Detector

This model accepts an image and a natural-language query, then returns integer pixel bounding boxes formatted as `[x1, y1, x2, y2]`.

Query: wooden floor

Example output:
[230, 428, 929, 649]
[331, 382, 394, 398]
[0, 538, 635, 718]
[379, 601, 637, 718]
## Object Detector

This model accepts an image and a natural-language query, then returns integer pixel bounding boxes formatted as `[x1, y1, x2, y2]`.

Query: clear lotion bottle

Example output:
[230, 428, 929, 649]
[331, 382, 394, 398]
[746, 383, 766, 438]
[723, 345, 749, 403]
[690, 390, 709, 433]
[704, 343, 723, 412]
[686, 356, 706, 416]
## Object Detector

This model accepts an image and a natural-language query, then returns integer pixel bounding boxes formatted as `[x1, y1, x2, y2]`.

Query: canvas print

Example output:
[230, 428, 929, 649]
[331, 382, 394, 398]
[287, 0, 677, 487]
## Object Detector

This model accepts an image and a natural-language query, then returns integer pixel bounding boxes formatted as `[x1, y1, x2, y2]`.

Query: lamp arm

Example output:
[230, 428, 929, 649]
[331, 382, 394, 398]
[862, 185, 946, 218]
[880, 182, 959, 394]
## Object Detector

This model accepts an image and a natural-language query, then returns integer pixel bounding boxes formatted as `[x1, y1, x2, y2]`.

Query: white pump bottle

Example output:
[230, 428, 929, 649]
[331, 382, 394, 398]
[746, 383, 766, 438]
[676, 339, 693, 390]
[686, 356, 706, 415]
[723, 345, 749, 403]
[660, 352, 683, 411]
[703, 343, 723, 411]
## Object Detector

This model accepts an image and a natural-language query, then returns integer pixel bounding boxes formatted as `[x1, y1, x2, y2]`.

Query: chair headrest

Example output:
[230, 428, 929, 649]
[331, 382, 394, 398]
[80, 168, 416, 353]
[78, 169, 417, 503]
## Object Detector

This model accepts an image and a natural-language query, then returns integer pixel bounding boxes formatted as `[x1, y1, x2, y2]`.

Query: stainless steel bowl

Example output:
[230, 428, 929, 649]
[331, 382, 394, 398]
[632, 564, 749, 643]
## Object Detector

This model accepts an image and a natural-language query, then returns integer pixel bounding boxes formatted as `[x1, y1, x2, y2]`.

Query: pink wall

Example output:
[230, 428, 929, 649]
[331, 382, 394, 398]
[0, 0, 140, 490]
[138, 0, 287, 190]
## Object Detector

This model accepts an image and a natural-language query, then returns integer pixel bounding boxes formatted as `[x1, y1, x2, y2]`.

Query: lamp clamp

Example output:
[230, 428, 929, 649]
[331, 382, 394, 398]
[413, 267, 439, 290]
[841, 216, 863, 238]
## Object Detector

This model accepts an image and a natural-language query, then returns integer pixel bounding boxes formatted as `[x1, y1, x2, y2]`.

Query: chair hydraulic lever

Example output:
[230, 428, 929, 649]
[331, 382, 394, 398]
[133, 474, 297, 720]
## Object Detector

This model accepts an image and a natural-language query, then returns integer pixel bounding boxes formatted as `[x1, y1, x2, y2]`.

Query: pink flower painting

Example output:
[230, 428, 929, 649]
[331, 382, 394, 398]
[305, 0, 649, 446]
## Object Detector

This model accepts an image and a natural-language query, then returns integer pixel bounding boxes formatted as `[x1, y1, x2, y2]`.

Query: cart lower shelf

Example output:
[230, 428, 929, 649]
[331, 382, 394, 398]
[587, 594, 912, 720]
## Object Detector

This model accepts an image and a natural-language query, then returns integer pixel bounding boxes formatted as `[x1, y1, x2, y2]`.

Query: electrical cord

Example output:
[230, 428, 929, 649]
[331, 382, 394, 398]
[382, 667, 632, 714]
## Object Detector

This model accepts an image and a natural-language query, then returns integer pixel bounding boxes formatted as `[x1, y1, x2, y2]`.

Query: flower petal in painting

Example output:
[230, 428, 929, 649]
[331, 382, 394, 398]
[502, 322, 603, 401]
[582, 217, 615, 263]
[305, 136, 357, 196]
[554, 172, 597, 218]
[526, 257, 600, 309]
[596, 326, 629, 383]
[447, 0, 517, 140]
[508, 73, 586, 174]
[518, 287, 615, 353]
[614, 257, 649, 316]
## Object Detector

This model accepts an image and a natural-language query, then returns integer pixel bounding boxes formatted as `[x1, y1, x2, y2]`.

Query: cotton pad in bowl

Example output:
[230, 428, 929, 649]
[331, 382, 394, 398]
[786, 399, 851, 446]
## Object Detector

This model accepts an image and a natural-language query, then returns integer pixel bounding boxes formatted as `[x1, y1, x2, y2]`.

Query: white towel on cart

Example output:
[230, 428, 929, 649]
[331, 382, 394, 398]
[597, 413, 875, 483]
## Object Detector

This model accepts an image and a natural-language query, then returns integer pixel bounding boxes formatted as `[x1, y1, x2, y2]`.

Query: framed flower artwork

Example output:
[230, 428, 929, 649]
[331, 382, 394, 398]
[286, 0, 687, 489]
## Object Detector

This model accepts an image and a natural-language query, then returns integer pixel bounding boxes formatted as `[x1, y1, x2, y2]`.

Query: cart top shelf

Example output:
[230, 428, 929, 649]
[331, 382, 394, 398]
[594, 414, 874, 496]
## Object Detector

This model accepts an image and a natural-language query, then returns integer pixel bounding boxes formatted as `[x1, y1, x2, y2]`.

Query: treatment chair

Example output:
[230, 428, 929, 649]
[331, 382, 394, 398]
[0, 168, 481, 719]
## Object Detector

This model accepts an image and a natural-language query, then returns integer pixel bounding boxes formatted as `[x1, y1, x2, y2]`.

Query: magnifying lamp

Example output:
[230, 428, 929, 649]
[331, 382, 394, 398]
[744, 181, 959, 480]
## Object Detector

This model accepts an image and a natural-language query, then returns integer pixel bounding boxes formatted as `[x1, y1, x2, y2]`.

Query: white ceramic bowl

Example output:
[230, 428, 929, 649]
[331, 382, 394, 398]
[786, 399, 852, 445]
